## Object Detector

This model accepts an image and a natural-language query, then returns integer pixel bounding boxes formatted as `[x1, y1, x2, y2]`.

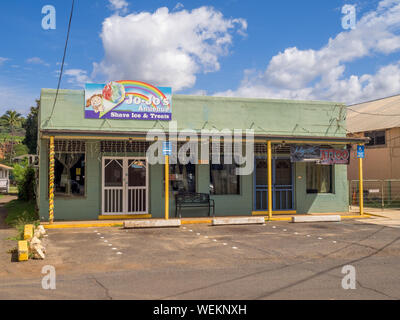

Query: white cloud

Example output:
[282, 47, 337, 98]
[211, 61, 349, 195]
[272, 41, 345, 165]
[26, 57, 50, 67]
[93, 6, 247, 91]
[108, 0, 129, 14]
[215, 0, 400, 104]
[0, 57, 9, 66]
[64, 69, 91, 87]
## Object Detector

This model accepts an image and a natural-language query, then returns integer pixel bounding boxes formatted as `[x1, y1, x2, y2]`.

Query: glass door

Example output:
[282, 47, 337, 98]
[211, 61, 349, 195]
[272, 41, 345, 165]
[254, 157, 294, 211]
[102, 157, 148, 215]
[103, 158, 124, 214]
[126, 158, 148, 214]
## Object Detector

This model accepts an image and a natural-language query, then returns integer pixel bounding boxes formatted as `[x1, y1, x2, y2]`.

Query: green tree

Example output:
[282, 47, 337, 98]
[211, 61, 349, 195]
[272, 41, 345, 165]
[23, 100, 39, 154]
[0, 110, 24, 163]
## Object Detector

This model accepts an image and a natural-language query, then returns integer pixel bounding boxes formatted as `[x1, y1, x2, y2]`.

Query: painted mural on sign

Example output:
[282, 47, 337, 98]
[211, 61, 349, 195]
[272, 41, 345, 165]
[85, 81, 172, 120]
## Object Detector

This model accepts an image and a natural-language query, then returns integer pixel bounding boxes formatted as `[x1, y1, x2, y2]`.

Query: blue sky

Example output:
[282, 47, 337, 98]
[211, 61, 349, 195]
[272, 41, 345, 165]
[0, 0, 400, 115]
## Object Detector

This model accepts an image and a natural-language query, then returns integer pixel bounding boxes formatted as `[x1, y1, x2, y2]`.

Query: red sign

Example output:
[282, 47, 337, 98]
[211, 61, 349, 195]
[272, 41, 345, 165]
[320, 149, 349, 165]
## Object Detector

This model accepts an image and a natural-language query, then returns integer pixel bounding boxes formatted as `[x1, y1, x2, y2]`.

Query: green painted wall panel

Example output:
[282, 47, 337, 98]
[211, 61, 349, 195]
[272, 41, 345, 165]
[295, 163, 349, 213]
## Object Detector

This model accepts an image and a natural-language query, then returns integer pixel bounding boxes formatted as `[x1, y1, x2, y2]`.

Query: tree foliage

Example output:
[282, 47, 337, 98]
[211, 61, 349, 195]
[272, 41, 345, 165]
[23, 100, 39, 155]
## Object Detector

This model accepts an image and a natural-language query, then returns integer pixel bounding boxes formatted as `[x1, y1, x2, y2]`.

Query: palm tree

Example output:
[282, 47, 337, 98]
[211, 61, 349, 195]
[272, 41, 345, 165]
[1, 110, 24, 163]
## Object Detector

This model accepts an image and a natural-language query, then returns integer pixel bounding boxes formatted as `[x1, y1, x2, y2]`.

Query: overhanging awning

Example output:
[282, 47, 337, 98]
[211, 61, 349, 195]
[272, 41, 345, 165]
[40, 129, 369, 145]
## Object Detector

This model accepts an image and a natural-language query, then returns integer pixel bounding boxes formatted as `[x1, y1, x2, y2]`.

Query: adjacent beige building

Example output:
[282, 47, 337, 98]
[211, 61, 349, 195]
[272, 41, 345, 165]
[347, 94, 400, 181]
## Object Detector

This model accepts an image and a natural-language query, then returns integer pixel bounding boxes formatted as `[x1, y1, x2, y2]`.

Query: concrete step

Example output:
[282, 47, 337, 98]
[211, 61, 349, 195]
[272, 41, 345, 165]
[292, 215, 341, 223]
[212, 217, 265, 226]
[124, 219, 181, 229]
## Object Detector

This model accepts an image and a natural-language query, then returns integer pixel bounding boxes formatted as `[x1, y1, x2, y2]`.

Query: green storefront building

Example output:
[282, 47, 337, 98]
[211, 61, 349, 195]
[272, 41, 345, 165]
[37, 83, 367, 222]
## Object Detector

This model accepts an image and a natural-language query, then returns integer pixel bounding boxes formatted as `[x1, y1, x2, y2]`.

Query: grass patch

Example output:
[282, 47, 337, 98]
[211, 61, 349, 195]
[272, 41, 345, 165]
[5, 199, 38, 240]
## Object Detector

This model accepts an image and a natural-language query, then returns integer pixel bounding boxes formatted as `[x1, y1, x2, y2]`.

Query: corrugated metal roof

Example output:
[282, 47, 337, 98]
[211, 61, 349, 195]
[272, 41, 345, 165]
[346, 94, 400, 133]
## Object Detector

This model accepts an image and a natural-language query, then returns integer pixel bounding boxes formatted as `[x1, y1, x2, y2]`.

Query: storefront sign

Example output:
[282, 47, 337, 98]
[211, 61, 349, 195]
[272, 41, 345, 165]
[320, 149, 350, 165]
[290, 145, 320, 162]
[85, 81, 172, 120]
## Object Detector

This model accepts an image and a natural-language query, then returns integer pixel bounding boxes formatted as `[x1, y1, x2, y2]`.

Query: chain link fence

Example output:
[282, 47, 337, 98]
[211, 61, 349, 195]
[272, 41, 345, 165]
[349, 179, 400, 209]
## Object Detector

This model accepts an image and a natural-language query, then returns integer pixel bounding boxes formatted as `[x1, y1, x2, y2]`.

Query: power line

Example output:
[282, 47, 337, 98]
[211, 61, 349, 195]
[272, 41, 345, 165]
[48, 0, 75, 120]
[347, 107, 400, 117]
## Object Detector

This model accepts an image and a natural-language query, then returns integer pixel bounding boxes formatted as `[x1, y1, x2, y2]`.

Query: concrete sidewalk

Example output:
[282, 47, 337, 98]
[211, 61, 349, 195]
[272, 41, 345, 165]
[353, 207, 400, 228]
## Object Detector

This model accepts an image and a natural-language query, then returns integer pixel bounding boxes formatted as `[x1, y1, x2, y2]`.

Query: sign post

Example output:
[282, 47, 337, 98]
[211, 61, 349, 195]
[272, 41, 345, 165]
[357, 145, 365, 215]
[163, 142, 172, 220]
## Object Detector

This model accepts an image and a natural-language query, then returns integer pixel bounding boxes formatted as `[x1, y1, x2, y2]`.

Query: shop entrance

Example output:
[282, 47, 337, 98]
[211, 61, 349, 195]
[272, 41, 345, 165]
[254, 157, 294, 211]
[101, 157, 148, 215]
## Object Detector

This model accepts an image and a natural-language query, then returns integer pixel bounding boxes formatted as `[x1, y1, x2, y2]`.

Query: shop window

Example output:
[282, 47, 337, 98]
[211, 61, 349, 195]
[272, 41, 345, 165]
[167, 163, 196, 193]
[306, 163, 332, 194]
[54, 153, 85, 197]
[365, 131, 385, 147]
[210, 162, 240, 195]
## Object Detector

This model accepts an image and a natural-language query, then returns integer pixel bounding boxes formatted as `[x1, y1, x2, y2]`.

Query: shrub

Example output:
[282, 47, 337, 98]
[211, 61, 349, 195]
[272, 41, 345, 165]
[13, 161, 36, 202]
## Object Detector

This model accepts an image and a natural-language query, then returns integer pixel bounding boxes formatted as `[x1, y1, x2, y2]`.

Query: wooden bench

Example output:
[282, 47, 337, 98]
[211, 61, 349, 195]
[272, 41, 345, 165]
[175, 192, 215, 218]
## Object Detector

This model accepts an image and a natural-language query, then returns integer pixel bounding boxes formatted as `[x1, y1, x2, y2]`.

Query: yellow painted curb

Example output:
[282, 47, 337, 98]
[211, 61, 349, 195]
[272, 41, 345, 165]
[265, 217, 292, 221]
[18, 240, 29, 261]
[181, 219, 212, 225]
[24, 224, 34, 240]
[342, 214, 371, 219]
[362, 212, 387, 218]
[43, 222, 123, 229]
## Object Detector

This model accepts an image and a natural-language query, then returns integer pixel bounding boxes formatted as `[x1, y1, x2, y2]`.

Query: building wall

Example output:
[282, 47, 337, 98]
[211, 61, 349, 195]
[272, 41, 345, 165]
[38, 90, 350, 220]
[295, 163, 349, 213]
[38, 140, 349, 220]
[348, 128, 400, 181]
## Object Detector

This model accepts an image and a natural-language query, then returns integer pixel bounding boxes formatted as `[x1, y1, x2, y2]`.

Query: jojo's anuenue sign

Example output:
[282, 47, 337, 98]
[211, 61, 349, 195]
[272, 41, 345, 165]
[85, 80, 172, 120]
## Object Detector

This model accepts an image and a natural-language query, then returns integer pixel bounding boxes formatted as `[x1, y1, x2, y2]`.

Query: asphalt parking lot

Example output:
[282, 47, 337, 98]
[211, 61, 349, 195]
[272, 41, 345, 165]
[1, 220, 400, 300]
